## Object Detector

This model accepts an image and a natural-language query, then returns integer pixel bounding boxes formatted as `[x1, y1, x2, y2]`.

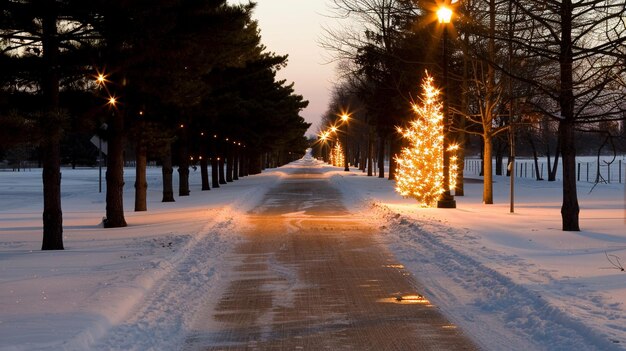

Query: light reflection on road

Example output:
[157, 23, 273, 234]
[183, 160, 478, 350]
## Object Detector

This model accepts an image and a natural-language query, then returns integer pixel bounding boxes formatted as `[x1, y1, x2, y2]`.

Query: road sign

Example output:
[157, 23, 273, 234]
[90, 135, 108, 155]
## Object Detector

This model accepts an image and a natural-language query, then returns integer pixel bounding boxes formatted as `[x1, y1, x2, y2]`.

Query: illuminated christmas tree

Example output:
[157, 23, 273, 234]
[331, 142, 344, 167]
[395, 73, 457, 207]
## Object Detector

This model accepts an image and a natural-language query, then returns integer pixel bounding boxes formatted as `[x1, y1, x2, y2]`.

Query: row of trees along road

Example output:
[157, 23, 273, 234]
[0, 1, 311, 250]
[318, 0, 626, 231]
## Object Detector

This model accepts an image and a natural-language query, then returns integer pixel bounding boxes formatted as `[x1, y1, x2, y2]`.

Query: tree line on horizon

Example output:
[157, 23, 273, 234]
[316, 0, 626, 231]
[0, 0, 311, 250]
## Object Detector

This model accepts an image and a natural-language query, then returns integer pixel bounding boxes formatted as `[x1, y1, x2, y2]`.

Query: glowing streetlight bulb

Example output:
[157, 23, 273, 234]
[330, 126, 338, 133]
[108, 96, 117, 106]
[437, 6, 452, 23]
[341, 114, 349, 122]
[96, 74, 106, 85]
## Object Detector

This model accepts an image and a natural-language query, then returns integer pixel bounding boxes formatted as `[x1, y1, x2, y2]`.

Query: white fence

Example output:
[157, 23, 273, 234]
[464, 156, 626, 184]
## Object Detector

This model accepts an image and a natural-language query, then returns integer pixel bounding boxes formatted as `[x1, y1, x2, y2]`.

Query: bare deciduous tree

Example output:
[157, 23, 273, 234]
[504, 0, 626, 231]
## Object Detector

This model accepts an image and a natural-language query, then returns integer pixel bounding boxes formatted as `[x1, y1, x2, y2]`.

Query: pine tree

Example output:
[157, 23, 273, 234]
[395, 73, 457, 208]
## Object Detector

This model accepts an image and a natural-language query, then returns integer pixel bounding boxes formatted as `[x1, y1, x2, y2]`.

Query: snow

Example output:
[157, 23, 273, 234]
[330, 164, 626, 350]
[1, 155, 625, 350]
[0, 167, 282, 350]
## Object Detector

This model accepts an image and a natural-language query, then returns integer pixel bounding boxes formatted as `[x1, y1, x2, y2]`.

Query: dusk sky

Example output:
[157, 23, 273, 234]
[229, 0, 338, 135]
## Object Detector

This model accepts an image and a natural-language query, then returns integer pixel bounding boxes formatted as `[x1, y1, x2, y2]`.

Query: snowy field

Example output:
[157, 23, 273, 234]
[334, 163, 626, 350]
[1, 155, 625, 350]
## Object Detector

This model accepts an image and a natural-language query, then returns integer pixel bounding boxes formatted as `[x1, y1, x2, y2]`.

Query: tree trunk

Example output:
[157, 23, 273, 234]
[134, 142, 147, 211]
[177, 127, 190, 196]
[161, 142, 175, 202]
[594, 136, 609, 184]
[41, 136, 63, 249]
[533, 150, 542, 181]
[103, 38, 127, 228]
[481, 0, 495, 205]
[483, 136, 493, 204]
[359, 143, 365, 171]
[388, 136, 399, 180]
[479, 143, 484, 176]
[41, 3, 63, 250]
[178, 164, 190, 196]
[200, 157, 210, 190]
[240, 152, 248, 176]
[560, 121, 579, 230]
[238, 151, 245, 178]
[377, 134, 385, 178]
[548, 138, 560, 182]
[248, 152, 262, 174]
[559, 0, 580, 231]
[211, 156, 220, 188]
[544, 117, 556, 180]
[226, 145, 233, 182]
[546, 146, 552, 178]
[456, 140, 465, 196]
[219, 155, 227, 184]
[104, 108, 127, 228]
[233, 148, 239, 181]
[495, 140, 504, 176]
[526, 132, 543, 180]
[456, 41, 469, 196]
[367, 131, 373, 177]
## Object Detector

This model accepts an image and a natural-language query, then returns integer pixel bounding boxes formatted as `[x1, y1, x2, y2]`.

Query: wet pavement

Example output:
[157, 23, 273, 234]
[183, 164, 479, 350]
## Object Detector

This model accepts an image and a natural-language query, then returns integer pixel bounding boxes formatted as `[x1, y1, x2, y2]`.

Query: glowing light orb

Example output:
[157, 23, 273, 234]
[437, 6, 452, 24]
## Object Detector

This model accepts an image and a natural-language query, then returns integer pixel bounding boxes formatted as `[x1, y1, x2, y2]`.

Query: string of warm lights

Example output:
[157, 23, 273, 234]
[331, 142, 344, 167]
[395, 73, 458, 207]
[92, 73, 249, 161]
[316, 125, 341, 167]
[94, 70, 118, 108]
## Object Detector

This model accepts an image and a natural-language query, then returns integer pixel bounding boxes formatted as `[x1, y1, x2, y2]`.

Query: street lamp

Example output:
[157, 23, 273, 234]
[108, 96, 117, 107]
[437, 6, 452, 24]
[96, 74, 106, 85]
[340, 113, 350, 171]
[436, 3, 456, 209]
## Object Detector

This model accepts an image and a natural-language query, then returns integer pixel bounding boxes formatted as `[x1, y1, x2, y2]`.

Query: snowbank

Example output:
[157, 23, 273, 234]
[0, 166, 283, 350]
[331, 165, 626, 350]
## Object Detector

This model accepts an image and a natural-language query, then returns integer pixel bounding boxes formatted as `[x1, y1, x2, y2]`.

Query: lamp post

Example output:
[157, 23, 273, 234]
[319, 132, 327, 162]
[341, 113, 350, 171]
[437, 4, 456, 209]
